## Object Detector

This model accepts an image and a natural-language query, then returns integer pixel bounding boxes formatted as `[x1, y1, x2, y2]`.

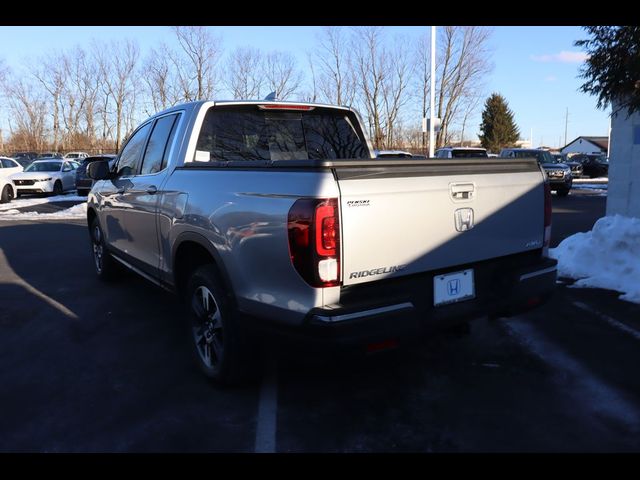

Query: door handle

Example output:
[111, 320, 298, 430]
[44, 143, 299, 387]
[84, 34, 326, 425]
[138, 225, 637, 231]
[146, 185, 158, 195]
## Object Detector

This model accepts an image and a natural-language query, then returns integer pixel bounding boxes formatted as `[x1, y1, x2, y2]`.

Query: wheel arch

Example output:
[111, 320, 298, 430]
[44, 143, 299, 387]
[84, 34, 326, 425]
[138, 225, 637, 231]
[172, 232, 236, 306]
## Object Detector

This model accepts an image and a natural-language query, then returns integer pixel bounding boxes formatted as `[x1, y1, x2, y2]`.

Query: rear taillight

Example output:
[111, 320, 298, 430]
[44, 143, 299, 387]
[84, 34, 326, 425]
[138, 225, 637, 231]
[543, 181, 552, 256]
[288, 198, 340, 287]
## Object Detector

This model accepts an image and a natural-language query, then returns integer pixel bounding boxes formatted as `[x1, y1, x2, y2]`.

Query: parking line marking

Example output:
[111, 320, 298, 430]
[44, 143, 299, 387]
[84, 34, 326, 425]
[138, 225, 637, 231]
[254, 355, 278, 453]
[502, 317, 640, 431]
[573, 301, 640, 342]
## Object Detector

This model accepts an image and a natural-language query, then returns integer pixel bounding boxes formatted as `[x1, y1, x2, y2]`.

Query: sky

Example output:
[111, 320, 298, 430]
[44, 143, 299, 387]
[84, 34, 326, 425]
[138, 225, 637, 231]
[0, 25, 610, 148]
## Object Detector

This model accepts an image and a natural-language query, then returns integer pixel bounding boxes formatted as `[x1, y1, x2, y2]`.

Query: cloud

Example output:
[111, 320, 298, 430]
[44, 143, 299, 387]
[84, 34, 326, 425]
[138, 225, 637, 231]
[531, 51, 589, 63]
[544, 75, 557, 82]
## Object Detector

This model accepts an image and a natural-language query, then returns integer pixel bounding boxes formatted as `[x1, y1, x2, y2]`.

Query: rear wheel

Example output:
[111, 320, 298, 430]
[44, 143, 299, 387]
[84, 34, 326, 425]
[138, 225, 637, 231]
[185, 264, 253, 385]
[90, 217, 121, 281]
[0, 184, 13, 203]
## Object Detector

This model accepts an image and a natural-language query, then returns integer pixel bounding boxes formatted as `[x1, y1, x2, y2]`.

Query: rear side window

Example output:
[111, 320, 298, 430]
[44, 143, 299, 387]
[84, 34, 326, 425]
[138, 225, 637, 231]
[140, 114, 180, 175]
[195, 105, 369, 162]
[451, 149, 488, 158]
[117, 122, 153, 176]
[2, 159, 18, 168]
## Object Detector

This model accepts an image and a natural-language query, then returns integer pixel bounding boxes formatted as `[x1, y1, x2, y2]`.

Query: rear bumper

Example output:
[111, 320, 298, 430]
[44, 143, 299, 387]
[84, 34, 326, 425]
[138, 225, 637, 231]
[247, 252, 557, 349]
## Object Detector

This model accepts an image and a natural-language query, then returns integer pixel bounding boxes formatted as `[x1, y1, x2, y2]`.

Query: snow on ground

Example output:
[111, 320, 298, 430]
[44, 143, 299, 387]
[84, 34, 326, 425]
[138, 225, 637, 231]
[549, 215, 640, 304]
[0, 193, 87, 212]
[573, 177, 608, 184]
[0, 193, 87, 220]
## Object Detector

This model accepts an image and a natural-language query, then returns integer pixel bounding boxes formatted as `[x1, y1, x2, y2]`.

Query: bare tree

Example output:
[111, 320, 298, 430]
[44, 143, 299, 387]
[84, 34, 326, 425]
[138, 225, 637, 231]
[93, 39, 141, 150]
[225, 46, 263, 99]
[351, 27, 388, 148]
[381, 35, 415, 147]
[30, 52, 67, 151]
[143, 44, 180, 115]
[313, 26, 356, 106]
[170, 26, 223, 101]
[4, 77, 48, 151]
[434, 26, 492, 148]
[264, 51, 303, 100]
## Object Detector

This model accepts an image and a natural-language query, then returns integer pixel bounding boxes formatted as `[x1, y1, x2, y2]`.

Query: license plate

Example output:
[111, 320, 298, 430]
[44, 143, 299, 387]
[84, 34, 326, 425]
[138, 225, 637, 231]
[433, 269, 475, 306]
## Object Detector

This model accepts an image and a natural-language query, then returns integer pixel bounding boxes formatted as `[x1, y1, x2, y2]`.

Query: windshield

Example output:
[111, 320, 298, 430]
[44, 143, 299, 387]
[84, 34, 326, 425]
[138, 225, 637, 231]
[510, 150, 556, 163]
[195, 105, 369, 162]
[451, 149, 488, 158]
[25, 162, 61, 172]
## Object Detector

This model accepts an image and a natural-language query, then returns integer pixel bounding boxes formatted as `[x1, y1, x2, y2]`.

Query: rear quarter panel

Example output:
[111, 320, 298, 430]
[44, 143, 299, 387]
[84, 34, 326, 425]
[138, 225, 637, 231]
[159, 168, 341, 325]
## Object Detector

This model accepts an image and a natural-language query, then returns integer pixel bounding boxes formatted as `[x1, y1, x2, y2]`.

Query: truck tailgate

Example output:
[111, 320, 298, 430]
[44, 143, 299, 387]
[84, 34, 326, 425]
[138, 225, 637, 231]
[335, 159, 544, 286]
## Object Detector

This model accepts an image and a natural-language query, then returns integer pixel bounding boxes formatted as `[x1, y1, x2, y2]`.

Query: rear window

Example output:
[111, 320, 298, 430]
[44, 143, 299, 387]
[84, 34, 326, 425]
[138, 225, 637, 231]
[450, 149, 488, 158]
[194, 105, 369, 162]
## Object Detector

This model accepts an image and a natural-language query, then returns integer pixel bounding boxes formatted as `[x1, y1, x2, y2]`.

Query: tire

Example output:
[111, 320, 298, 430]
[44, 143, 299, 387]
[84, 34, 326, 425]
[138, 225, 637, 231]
[185, 264, 253, 385]
[0, 184, 13, 204]
[52, 181, 63, 196]
[556, 187, 570, 197]
[90, 217, 121, 281]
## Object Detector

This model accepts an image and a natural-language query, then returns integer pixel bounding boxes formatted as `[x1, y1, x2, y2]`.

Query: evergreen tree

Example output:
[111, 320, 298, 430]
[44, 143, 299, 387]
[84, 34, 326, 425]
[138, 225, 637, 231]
[478, 93, 520, 153]
[575, 26, 640, 116]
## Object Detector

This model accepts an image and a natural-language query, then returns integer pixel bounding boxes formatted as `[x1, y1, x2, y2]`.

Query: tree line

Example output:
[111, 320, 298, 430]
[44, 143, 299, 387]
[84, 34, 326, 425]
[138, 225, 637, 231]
[0, 26, 494, 155]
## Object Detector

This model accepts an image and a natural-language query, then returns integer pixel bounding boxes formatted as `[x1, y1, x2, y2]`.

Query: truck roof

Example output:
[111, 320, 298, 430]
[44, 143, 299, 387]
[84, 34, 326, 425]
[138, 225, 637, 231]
[153, 99, 353, 120]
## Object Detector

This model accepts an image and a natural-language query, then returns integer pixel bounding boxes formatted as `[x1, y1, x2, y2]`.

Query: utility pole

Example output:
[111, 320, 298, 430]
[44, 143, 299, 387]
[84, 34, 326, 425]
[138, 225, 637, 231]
[429, 25, 436, 158]
[564, 107, 569, 147]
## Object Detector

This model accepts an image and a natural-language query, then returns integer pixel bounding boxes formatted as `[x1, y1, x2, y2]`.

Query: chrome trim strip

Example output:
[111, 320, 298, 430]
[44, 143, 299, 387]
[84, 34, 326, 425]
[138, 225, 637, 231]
[312, 302, 414, 323]
[519, 266, 557, 282]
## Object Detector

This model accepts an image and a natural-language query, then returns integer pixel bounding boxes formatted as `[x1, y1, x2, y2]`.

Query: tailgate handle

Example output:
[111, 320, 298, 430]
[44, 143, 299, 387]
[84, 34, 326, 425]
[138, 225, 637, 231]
[450, 183, 475, 200]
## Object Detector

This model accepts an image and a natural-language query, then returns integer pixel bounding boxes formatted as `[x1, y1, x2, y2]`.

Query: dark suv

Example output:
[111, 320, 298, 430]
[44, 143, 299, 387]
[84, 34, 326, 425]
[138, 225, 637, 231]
[76, 155, 116, 196]
[500, 148, 573, 196]
[571, 154, 609, 178]
[12, 152, 38, 168]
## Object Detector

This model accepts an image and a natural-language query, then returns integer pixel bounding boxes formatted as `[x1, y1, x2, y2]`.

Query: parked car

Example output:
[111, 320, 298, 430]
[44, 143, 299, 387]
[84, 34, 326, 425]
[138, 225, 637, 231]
[552, 153, 583, 177]
[571, 154, 609, 178]
[63, 151, 90, 160]
[0, 156, 24, 179]
[435, 147, 489, 158]
[375, 150, 415, 158]
[85, 99, 556, 384]
[37, 152, 63, 159]
[0, 176, 15, 203]
[12, 152, 38, 168]
[10, 159, 79, 197]
[76, 154, 117, 196]
[500, 148, 573, 197]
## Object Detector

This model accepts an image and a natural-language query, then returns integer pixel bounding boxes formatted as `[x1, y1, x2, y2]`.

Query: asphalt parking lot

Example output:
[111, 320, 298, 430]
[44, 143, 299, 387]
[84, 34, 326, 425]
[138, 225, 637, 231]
[2, 187, 640, 452]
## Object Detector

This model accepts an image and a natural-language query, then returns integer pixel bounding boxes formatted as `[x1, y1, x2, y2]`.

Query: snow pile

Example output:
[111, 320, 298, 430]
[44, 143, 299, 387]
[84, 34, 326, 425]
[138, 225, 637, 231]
[0, 201, 87, 220]
[549, 215, 640, 303]
[0, 194, 87, 212]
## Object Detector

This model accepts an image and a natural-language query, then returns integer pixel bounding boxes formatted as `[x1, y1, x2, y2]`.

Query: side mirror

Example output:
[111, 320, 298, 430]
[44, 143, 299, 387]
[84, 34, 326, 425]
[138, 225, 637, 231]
[87, 160, 112, 180]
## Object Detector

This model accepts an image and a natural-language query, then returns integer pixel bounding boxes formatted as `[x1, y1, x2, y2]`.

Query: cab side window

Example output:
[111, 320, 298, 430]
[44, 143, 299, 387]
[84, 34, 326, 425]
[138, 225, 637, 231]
[140, 114, 180, 175]
[117, 122, 153, 176]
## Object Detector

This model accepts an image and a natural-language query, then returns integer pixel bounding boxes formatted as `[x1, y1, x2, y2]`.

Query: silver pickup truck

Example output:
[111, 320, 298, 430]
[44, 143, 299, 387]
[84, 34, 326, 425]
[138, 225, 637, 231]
[86, 100, 557, 384]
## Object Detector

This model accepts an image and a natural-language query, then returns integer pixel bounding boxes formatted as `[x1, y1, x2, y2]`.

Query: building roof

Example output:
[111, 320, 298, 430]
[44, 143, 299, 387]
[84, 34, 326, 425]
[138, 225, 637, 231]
[562, 136, 608, 151]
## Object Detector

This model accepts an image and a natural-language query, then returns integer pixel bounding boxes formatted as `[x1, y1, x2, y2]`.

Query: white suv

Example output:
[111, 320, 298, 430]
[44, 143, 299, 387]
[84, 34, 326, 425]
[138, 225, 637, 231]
[435, 147, 489, 158]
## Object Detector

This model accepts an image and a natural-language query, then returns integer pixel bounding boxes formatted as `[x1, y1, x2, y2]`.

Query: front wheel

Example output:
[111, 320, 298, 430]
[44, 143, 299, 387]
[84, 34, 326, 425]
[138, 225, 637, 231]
[185, 265, 253, 385]
[52, 181, 63, 196]
[0, 184, 13, 204]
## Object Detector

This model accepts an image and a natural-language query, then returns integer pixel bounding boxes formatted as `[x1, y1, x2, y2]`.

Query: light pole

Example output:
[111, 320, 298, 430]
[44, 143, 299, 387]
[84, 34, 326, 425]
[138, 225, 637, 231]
[429, 26, 436, 158]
